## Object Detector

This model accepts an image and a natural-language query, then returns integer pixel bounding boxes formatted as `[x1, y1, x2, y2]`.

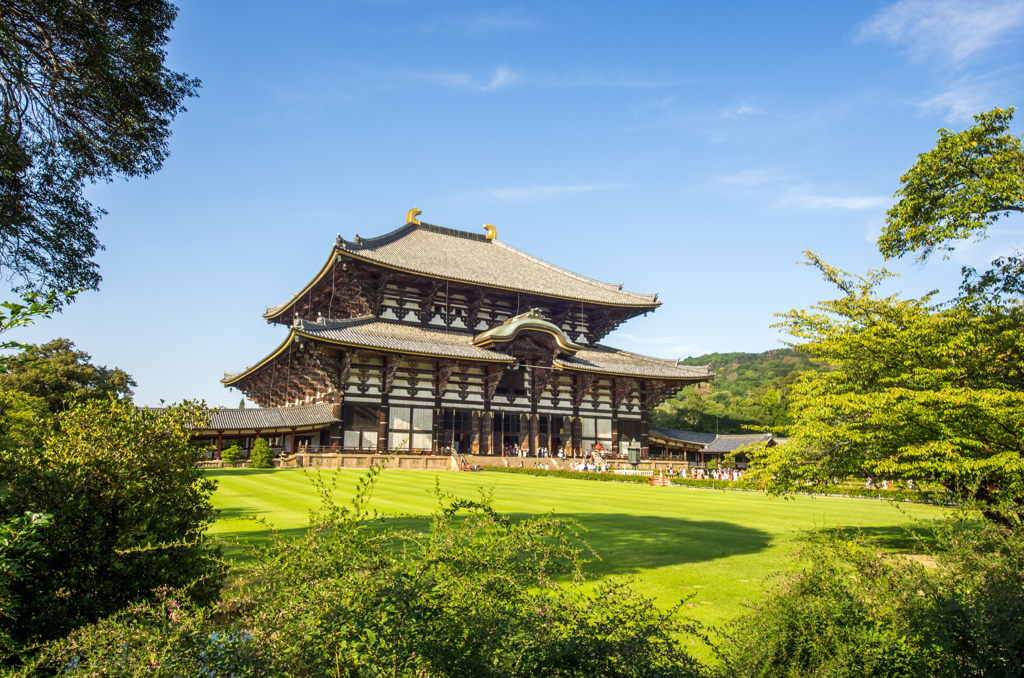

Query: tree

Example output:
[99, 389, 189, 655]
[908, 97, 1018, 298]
[0, 338, 135, 412]
[754, 254, 1024, 524]
[0, 1, 200, 296]
[0, 399, 224, 647]
[0, 390, 49, 451]
[878, 107, 1024, 263]
[751, 107, 1024, 526]
[249, 438, 273, 468]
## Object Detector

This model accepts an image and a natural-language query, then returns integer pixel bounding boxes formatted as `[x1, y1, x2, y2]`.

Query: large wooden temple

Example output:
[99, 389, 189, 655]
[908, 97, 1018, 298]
[220, 212, 713, 459]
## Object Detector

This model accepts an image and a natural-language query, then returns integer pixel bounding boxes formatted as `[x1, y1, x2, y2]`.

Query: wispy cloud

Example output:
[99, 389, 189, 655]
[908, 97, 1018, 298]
[857, 0, 1024, 63]
[460, 9, 541, 32]
[481, 67, 523, 92]
[776, 192, 889, 211]
[486, 184, 620, 201]
[917, 78, 1002, 121]
[719, 103, 766, 117]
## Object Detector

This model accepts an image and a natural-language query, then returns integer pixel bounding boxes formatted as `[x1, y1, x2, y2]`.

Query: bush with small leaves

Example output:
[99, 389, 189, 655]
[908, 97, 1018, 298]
[248, 438, 273, 469]
[219, 444, 240, 467]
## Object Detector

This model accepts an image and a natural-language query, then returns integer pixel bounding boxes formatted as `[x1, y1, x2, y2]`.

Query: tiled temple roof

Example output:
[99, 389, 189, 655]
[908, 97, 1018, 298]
[556, 345, 711, 379]
[648, 426, 718, 446]
[206, 403, 339, 430]
[297, 317, 515, 363]
[704, 433, 773, 453]
[266, 223, 660, 319]
[144, 403, 339, 432]
[224, 317, 713, 384]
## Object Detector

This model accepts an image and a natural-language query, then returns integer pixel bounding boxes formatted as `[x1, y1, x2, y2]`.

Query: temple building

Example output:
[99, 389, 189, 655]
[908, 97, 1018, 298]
[216, 212, 713, 459]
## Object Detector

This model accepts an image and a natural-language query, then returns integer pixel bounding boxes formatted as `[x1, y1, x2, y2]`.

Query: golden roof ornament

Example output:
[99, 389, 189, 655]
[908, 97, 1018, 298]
[406, 208, 422, 225]
[483, 223, 497, 239]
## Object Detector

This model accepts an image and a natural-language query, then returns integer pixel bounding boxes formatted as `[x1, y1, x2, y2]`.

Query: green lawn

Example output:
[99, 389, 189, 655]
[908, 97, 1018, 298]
[208, 467, 944, 640]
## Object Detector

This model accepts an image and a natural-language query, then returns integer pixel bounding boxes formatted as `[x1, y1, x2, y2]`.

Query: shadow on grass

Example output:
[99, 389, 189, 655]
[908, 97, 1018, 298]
[809, 523, 940, 553]
[214, 510, 772, 576]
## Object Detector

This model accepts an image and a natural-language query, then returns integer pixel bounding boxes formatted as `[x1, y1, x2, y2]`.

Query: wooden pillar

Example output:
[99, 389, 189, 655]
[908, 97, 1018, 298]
[330, 401, 343, 452]
[611, 412, 619, 457]
[216, 432, 223, 460]
[289, 427, 298, 455]
[378, 395, 389, 453]
[471, 411, 480, 454]
[639, 381, 650, 459]
[481, 411, 492, 455]
[571, 397, 580, 457]
[529, 398, 539, 456]
[546, 415, 555, 453]
[571, 416, 582, 457]
[528, 414, 539, 456]
[482, 386, 492, 455]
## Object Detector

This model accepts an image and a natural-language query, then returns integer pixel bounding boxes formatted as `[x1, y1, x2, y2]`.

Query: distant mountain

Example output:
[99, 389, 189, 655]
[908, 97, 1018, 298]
[651, 348, 830, 435]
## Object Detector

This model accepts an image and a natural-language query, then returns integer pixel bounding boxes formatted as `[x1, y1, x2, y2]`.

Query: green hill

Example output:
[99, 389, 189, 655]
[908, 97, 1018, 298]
[652, 348, 830, 435]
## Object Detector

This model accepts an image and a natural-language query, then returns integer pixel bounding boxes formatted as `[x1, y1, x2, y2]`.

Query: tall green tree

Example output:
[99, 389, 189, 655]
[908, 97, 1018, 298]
[751, 108, 1024, 526]
[0, 1, 199, 296]
[878, 107, 1023, 263]
[0, 338, 134, 412]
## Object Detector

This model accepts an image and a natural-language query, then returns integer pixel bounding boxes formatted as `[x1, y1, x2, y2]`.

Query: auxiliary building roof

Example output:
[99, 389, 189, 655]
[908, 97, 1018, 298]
[206, 403, 339, 430]
[223, 317, 713, 385]
[266, 223, 660, 319]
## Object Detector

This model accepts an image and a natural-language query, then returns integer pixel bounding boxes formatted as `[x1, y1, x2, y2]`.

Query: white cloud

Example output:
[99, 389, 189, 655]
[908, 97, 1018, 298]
[776, 193, 889, 211]
[481, 67, 523, 92]
[461, 10, 540, 32]
[918, 80, 1000, 121]
[486, 184, 618, 201]
[720, 103, 766, 117]
[857, 0, 1024, 63]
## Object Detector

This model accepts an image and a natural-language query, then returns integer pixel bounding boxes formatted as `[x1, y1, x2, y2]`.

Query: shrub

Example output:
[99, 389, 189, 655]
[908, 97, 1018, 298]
[219, 444, 240, 466]
[0, 512, 50, 660]
[13, 464, 711, 677]
[0, 400, 225, 649]
[715, 516, 1024, 677]
[248, 438, 273, 468]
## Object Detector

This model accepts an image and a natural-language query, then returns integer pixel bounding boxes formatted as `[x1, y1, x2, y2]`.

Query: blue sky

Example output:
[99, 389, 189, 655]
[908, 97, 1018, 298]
[11, 0, 1024, 407]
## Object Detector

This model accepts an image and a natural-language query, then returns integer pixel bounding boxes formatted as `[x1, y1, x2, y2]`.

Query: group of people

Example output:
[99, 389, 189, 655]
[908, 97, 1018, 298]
[865, 477, 913, 490]
[684, 467, 746, 481]
[502, 444, 571, 459]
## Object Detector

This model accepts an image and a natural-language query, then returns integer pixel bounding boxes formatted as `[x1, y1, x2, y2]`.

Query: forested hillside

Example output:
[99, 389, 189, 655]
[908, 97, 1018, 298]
[651, 348, 830, 434]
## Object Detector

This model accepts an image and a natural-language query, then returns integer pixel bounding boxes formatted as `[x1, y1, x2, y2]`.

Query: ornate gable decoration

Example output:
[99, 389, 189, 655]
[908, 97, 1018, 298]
[471, 309, 581, 356]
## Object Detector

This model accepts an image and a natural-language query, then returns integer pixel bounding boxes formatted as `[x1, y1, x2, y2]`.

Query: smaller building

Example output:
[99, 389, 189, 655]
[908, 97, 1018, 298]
[647, 425, 775, 468]
[190, 403, 339, 457]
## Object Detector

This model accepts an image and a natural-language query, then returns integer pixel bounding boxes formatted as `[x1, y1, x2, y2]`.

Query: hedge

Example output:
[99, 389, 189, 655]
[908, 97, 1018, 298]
[479, 467, 948, 504]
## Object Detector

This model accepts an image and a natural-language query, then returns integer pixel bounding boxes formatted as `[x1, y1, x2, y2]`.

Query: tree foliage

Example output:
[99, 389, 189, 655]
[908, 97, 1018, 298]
[751, 108, 1024, 526]
[0, 0, 200, 295]
[0, 337, 135, 412]
[0, 399, 223, 650]
[13, 465, 709, 677]
[752, 254, 1024, 524]
[879, 107, 1024, 263]
[653, 350, 828, 434]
